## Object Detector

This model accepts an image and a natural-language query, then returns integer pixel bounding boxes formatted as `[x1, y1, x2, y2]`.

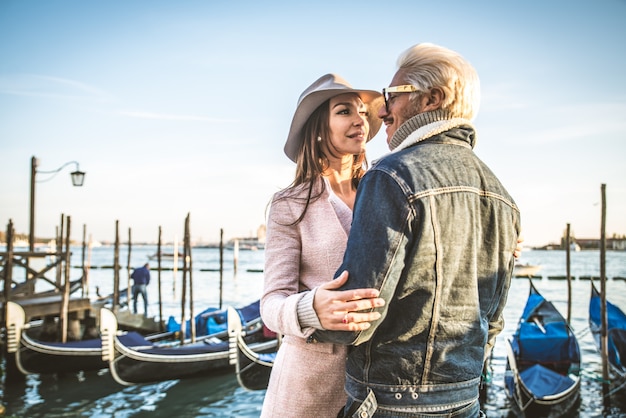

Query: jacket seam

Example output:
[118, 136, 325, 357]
[410, 186, 519, 212]
[422, 194, 441, 385]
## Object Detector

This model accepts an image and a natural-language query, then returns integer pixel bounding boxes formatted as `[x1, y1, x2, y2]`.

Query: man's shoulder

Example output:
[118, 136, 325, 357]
[369, 148, 418, 176]
[134, 267, 149, 275]
[370, 152, 400, 171]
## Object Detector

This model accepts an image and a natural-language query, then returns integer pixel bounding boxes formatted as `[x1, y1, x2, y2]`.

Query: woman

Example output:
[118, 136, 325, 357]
[260, 74, 385, 417]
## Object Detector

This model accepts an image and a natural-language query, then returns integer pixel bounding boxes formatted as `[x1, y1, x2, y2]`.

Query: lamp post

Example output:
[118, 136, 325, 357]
[28, 155, 86, 252]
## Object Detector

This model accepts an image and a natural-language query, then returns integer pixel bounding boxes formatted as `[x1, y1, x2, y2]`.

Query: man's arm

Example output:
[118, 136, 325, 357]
[485, 241, 518, 360]
[313, 169, 412, 345]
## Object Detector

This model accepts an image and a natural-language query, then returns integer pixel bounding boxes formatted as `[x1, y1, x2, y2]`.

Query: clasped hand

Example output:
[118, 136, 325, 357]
[313, 271, 385, 331]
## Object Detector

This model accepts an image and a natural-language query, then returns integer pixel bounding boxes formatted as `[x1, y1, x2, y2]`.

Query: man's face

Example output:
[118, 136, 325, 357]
[378, 69, 430, 147]
[379, 70, 414, 146]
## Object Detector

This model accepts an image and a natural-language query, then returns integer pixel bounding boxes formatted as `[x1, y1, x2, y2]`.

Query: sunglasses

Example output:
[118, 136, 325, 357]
[382, 85, 420, 111]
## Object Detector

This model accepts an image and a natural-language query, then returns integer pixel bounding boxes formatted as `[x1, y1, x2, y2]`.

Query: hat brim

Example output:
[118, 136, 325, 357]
[284, 89, 383, 163]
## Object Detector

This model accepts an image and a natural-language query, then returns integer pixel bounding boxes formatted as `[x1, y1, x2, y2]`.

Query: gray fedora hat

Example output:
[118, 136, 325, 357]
[284, 73, 383, 162]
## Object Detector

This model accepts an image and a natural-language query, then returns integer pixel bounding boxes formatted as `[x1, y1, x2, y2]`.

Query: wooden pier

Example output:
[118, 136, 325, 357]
[1, 251, 91, 322]
[8, 293, 91, 322]
[1, 218, 97, 344]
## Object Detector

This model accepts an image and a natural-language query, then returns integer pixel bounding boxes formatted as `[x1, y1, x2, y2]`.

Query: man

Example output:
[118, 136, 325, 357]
[131, 263, 150, 316]
[313, 43, 521, 417]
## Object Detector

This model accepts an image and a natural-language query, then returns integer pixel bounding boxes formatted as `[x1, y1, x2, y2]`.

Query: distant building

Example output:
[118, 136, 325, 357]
[256, 224, 266, 244]
[608, 238, 626, 250]
[552, 237, 626, 251]
[225, 224, 267, 251]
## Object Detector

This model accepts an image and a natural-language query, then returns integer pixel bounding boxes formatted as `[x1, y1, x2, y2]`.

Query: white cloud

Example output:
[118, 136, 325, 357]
[0, 74, 113, 102]
[118, 110, 232, 122]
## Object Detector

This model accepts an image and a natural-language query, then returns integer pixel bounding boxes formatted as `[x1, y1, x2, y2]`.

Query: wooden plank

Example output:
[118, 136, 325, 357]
[9, 295, 91, 321]
[0, 251, 54, 257]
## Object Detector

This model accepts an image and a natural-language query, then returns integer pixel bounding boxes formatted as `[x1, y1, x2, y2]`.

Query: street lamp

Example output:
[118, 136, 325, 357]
[28, 155, 86, 252]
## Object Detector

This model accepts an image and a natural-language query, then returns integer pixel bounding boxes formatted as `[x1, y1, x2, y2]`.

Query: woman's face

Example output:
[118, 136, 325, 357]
[325, 93, 369, 158]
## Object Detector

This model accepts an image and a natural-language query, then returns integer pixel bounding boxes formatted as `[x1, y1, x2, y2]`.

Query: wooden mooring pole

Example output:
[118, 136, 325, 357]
[86, 233, 93, 299]
[56, 216, 64, 289]
[599, 184, 609, 402]
[179, 223, 187, 344]
[3, 220, 21, 383]
[126, 227, 132, 307]
[4, 220, 14, 300]
[566, 223, 572, 325]
[157, 226, 163, 331]
[172, 236, 178, 293]
[219, 228, 224, 310]
[113, 220, 120, 311]
[60, 215, 71, 343]
[81, 224, 87, 298]
[233, 239, 239, 274]
[185, 214, 195, 342]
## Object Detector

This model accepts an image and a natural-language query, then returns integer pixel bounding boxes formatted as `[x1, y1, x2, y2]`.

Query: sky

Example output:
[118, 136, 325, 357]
[1, 0, 625, 248]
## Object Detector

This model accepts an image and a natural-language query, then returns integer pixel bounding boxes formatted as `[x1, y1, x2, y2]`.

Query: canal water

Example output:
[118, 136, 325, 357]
[1, 247, 625, 417]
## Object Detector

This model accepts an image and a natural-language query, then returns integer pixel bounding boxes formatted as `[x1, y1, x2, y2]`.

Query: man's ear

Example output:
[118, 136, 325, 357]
[423, 87, 445, 111]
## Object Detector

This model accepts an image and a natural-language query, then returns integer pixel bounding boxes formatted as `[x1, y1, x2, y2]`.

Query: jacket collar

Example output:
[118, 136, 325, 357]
[389, 109, 475, 153]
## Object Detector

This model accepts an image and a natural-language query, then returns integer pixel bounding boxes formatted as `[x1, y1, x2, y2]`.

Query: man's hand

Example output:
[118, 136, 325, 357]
[514, 235, 524, 259]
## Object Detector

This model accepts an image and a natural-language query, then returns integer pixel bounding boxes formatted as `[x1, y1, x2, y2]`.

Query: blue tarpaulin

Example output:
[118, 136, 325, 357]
[166, 300, 261, 338]
[519, 321, 570, 363]
[519, 364, 575, 397]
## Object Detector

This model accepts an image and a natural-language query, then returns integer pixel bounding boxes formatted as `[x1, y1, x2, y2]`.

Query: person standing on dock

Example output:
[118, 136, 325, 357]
[131, 263, 150, 316]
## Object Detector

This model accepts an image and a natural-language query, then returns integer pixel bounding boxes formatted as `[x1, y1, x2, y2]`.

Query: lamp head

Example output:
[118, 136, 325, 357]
[70, 169, 85, 186]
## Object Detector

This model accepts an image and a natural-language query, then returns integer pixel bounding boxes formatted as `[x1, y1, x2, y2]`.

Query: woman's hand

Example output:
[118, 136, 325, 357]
[313, 271, 385, 331]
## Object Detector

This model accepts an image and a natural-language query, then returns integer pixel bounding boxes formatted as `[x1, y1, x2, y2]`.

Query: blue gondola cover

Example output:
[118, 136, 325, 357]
[519, 321, 578, 363]
[519, 364, 575, 397]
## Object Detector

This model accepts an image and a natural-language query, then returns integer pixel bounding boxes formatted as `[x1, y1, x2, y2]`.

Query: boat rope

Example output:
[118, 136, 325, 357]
[575, 327, 590, 339]
[580, 369, 611, 384]
[481, 367, 493, 384]
[580, 369, 626, 397]
[519, 394, 535, 412]
[606, 378, 626, 397]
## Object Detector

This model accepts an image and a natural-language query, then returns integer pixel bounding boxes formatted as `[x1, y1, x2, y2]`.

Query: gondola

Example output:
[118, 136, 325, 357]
[588, 281, 626, 391]
[5, 296, 233, 376]
[147, 251, 184, 261]
[513, 263, 542, 278]
[101, 301, 278, 385]
[5, 300, 162, 375]
[6, 301, 107, 375]
[227, 306, 278, 390]
[504, 280, 581, 416]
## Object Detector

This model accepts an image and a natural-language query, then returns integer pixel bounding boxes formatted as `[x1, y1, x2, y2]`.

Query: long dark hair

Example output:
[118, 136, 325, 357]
[281, 98, 368, 225]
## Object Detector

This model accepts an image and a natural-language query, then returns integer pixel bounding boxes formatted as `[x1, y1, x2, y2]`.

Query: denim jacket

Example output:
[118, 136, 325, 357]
[313, 111, 520, 413]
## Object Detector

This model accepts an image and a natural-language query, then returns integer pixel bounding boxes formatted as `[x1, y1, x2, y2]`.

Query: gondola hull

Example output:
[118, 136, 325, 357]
[588, 282, 626, 390]
[17, 334, 106, 374]
[227, 306, 277, 390]
[504, 280, 581, 416]
[101, 305, 277, 386]
[6, 301, 106, 375]
[108, 335, 238, 384]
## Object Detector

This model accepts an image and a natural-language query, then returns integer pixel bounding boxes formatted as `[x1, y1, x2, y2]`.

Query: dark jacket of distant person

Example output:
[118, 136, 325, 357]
[131, 264, 150, 285]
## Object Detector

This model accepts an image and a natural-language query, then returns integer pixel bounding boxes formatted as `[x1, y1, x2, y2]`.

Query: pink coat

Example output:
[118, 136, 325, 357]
[260, 179, 351, 418]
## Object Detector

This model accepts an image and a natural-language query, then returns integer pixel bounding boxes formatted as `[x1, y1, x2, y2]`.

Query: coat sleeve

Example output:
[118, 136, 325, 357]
[260, 194, 314, 338]
[485, 241, 516, 360]
[314, 170, 413, 345]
